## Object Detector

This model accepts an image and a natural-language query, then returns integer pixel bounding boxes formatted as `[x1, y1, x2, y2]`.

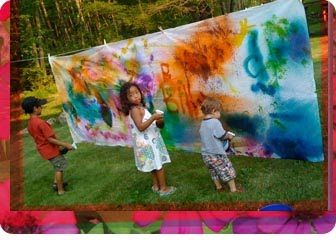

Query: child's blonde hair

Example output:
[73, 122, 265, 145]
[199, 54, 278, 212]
[201, 98, 222, 115]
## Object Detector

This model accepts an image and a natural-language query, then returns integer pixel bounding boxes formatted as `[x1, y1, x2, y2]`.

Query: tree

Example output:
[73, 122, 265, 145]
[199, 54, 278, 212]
[15, 0, 284, 92]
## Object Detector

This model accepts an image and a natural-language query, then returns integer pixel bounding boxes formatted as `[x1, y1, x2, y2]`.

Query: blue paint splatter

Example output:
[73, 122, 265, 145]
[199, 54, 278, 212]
[243, 30, 275, 96]
[223, 113, 266, 140]
[287, 20, 311, 64]
[265, 98, 323, 162]
[243, 17, 313, 98]
[264, 19, 310, 67]
[66, 83, 102, 125]
[260, 17, 312, 91]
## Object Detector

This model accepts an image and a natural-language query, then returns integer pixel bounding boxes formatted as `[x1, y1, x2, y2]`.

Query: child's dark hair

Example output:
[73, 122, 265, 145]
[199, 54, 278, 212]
[119, 82, 146, 115]
[201, 97, 222, 115]
[21, 96, 47, 114]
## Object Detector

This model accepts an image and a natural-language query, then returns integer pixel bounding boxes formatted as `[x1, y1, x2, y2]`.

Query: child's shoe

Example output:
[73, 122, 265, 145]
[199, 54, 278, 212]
[159, 186, 176, 197]
[57, 190, 65, 196]
[52, 182, 68, 191]
[151, 185, 159, 193]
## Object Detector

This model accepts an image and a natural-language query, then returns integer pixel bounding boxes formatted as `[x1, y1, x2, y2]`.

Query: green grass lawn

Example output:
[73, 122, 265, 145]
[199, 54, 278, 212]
[22, 36, 326, 208]
[23, 122, 324, 208]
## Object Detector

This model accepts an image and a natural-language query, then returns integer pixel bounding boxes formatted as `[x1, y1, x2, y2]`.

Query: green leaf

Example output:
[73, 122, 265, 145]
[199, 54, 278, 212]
[133, 221, 162, 234]
[130, 228, 145, 234]
[85, 223, 105, 234]
[77, 222, 99, 234]
[202, 222, 233, 234]
[220, 223, 234, 234]
[105, 222, 135, 234]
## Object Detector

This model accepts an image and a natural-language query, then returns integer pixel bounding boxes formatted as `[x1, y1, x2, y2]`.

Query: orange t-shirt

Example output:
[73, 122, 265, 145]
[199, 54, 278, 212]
[27, 116, 60, 160]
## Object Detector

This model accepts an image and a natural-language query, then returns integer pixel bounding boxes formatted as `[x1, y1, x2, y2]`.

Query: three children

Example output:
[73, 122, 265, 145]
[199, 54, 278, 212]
[23, 87, 241, 197]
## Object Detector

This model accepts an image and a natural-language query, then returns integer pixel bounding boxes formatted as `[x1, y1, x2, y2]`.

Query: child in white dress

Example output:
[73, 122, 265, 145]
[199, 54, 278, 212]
[119, 82, 176, 196]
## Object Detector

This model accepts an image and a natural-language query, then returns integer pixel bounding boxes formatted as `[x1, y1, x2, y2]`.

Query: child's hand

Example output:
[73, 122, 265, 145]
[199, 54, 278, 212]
[65, 143, 74, 150]
[156, 118, 165, 129]
[227, 131, 235, 140]
[152, 112, 164, 120]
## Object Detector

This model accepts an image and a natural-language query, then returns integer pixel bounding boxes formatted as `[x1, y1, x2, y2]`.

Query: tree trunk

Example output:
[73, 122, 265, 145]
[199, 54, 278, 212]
[39, 2, 57, 48]
[229, 0, 235, 12]
[218, 0, 226, 15]
[75, 0, 86, 23]
[138, 0, 149, 33]
[26, 19, 39, 66]
[39, 0, 53, 31]
[54, 0, 71, 42]
[94, 13, 103, 44]
[65, 1, 75, 30]
[110, 12, 119, 38]
[209, 0, 215, 17]
[35, 10, 46, 73]
[74, 0, 87, 46]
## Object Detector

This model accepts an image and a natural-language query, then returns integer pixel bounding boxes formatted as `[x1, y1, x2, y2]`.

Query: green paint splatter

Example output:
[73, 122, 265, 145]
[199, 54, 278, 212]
[263, 16, 291, 82]
[273, 118, 286, 130]
[261, 16, 311, 93]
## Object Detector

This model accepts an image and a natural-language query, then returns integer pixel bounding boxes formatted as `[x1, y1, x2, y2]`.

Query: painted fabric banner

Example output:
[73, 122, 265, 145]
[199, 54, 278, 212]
[49, 0, 323, 162]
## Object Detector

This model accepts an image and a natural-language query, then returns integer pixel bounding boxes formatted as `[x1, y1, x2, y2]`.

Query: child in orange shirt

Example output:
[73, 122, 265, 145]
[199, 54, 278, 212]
[22, 96, 73, 195]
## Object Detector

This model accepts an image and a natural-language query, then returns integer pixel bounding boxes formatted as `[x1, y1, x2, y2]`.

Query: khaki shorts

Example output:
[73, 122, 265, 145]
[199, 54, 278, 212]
[49, 155, 67, 172]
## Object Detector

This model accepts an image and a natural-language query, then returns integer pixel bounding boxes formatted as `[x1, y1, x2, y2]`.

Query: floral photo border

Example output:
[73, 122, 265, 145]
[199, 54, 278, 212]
[1, 0, 336, 234]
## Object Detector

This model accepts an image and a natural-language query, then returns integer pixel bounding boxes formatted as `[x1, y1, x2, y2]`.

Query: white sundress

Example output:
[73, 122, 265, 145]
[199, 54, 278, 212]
[129, 108, 171, 172]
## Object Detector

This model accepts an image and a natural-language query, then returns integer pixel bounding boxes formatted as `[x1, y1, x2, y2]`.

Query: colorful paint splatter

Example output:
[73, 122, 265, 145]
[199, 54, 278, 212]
[49, 0, 323, 162]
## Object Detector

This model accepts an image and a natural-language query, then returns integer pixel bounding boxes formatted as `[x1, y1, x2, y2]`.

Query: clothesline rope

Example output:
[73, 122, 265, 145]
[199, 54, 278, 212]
[10, 46, 91, 64]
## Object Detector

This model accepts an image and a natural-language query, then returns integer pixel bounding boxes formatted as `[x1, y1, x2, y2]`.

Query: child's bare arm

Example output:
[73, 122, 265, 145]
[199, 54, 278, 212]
[130, 107, 163, 132]
[47, 137, 73, 150]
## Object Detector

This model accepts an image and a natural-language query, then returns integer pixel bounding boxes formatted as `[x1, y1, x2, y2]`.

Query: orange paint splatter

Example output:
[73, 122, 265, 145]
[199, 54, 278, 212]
[69, 67, 89, 93]
[157, 16, 251, 118]
[174, 16, 240, 81]
[158, 62, 205, 118]
[206, 93, 253, 114]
